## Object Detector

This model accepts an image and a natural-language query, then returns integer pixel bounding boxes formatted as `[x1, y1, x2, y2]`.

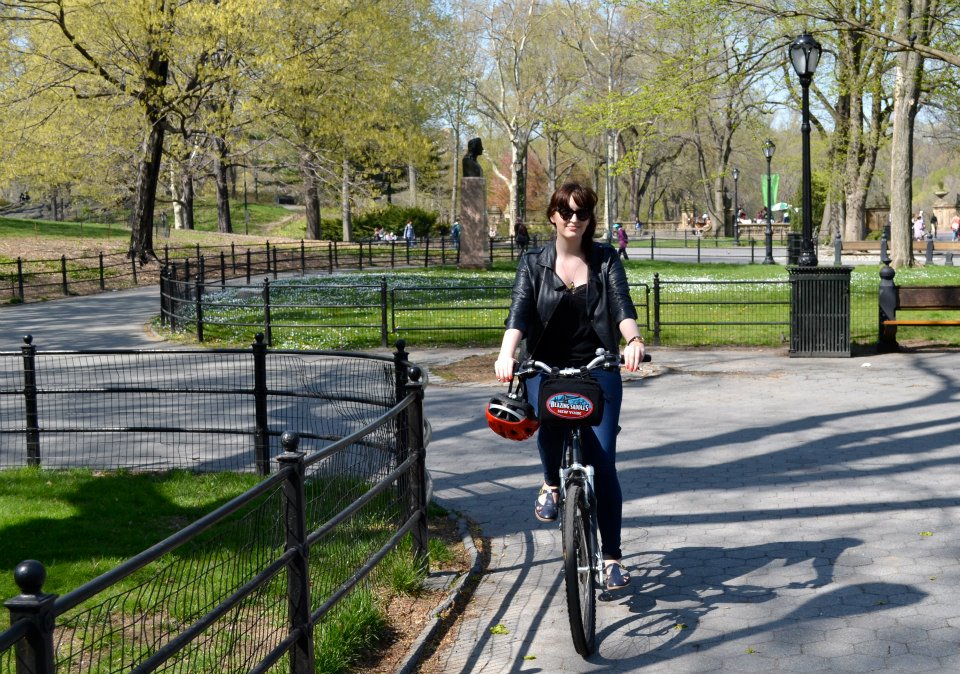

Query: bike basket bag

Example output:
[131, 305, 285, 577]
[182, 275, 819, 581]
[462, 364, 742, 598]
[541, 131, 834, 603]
[538, 375, 604, 426]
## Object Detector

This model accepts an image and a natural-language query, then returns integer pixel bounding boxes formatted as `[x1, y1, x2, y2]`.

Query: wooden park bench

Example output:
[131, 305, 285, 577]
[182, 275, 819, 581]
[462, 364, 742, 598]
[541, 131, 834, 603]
[841, 240, 945, 254]
[841, 240, 883, 253]
[878, 261, 960, 350]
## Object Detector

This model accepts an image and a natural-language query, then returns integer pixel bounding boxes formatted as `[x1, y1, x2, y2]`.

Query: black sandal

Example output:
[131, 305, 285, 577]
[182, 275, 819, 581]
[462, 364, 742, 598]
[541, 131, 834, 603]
[534, 485, 559, 522]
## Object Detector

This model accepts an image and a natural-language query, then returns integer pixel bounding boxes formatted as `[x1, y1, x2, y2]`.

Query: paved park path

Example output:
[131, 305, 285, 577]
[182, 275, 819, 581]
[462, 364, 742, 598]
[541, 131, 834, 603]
[7, 288, 960, 672]
[423, 348, 960, 673]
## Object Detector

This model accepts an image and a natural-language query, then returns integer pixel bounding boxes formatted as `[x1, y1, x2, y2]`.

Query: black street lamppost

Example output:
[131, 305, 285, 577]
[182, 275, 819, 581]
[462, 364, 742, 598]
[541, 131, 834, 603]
[762, 140, 776, 264]
[789, 32, 822, 266]
[732, 167, 740, 245]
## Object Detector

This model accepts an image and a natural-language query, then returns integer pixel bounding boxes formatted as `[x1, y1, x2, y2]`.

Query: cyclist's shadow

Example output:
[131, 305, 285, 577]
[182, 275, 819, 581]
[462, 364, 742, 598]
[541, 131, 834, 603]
[594, 536, 922, 661]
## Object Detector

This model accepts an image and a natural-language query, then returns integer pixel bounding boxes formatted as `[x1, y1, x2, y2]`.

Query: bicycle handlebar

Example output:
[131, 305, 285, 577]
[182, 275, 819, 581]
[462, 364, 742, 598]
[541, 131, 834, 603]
[514, 348, 651, 379]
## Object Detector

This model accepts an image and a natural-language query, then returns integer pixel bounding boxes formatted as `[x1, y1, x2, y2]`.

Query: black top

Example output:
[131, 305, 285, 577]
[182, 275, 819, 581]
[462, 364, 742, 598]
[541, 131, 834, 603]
[505, 242, 638, 359]
[533, 283, 603, 367]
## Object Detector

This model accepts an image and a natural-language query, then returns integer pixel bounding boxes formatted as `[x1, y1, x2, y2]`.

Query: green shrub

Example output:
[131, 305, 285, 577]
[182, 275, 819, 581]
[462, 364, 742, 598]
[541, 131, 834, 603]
[313, 207, 438, 241]
[353, 206, 438, 239]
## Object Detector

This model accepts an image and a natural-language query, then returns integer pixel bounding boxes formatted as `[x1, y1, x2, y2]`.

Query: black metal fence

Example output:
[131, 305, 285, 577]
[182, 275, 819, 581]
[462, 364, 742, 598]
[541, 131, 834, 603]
[2, 236, 531, 305]
[0, 336, 417, 474]
[0, 250, 145, 303]
[0, 341, 428, 674]
[635, 232, 785, 264]
[159, 273, 654, 349]
[159, 266, 881, 349]
[4, 231, 786, 306]
[650, 273, 876, 346]
[651, 274, 792, 346]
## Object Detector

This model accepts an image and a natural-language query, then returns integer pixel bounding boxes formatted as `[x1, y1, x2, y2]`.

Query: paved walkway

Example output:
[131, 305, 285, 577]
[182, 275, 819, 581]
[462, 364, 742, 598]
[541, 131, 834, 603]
[2, 286, 161, 350]
[7, 289, 960, 672]
[421, 348, 960, 673]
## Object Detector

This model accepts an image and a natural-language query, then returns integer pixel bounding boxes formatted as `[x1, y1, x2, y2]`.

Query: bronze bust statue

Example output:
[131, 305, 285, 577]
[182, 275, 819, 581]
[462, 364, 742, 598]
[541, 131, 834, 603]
[462, 137, 484, 178]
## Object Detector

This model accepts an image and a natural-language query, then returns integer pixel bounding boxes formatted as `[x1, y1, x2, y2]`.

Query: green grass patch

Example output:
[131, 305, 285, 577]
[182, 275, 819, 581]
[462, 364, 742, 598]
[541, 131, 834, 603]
[190, 201, 294, 236]
[0, 216, 130, 240]
[0, 467, 448, 672]
[269, 213, 309, 239]
[162, 262, 875, 349]
[314, 589, 387, 674]
[0, 468, 261, 606]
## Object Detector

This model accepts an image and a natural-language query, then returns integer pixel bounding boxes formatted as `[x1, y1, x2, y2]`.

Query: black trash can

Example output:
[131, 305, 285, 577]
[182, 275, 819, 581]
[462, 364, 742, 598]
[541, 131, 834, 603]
[789, 266, 853, 357]
[786, 232, 801, 265]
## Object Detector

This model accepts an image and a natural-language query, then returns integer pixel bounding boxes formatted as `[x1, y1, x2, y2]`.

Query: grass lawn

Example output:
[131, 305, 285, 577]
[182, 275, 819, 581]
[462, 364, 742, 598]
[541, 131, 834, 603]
[0, 468, 261, 608]
[6, 212, 960, 348]
[0, 216, 131, 242]
[0, 467, 449, 673]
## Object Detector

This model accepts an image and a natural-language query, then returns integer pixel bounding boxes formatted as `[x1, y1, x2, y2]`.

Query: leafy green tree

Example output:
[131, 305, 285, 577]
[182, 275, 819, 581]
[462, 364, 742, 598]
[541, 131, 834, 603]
[0, 0, 254, 260]
[249, 0, 441, 242]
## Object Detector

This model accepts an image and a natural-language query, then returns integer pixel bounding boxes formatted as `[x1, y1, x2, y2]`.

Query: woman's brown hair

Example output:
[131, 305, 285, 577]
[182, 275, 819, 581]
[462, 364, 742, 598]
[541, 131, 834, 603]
[546, 183, 598, 256]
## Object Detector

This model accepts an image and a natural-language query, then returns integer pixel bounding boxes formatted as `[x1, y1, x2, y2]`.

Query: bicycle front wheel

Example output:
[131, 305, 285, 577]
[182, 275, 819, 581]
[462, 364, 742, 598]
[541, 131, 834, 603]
[562, 482, 597, 656]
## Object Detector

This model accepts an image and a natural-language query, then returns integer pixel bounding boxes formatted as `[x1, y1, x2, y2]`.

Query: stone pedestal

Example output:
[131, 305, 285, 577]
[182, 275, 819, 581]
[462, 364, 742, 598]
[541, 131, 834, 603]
[459, 177, 490, 269]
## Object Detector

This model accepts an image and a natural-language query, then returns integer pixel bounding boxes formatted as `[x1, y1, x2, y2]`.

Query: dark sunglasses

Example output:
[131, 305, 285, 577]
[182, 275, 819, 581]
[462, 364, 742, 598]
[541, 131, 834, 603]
[556, 206, 592, 221]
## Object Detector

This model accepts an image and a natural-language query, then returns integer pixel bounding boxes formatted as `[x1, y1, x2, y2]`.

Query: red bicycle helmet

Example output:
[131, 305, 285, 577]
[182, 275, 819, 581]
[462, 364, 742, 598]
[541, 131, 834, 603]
[486, 381, 539, 441]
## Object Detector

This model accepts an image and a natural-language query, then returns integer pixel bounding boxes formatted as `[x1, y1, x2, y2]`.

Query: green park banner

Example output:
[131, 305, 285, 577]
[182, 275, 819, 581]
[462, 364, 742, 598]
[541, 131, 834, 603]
[761, 174, 780, 208]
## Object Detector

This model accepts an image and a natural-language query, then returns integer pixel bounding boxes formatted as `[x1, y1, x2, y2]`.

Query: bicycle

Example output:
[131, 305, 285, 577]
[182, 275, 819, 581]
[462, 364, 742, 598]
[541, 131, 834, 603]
[512, 348, 650, 656]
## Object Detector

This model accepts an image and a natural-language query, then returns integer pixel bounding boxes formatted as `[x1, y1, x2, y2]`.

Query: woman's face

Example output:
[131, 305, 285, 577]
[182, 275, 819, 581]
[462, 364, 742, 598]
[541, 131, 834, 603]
[550, 196, 592, 242]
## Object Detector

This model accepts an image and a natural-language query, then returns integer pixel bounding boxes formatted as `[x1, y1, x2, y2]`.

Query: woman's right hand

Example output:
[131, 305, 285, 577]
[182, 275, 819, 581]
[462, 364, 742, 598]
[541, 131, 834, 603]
[494, 355, 516, 383]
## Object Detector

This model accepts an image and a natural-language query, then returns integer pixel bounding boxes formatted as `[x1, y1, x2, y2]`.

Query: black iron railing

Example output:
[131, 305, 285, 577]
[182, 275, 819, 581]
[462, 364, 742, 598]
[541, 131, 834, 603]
[0, 342, 428, 674]
[0, 336, 417, 474]
[3, 236, 532, 304]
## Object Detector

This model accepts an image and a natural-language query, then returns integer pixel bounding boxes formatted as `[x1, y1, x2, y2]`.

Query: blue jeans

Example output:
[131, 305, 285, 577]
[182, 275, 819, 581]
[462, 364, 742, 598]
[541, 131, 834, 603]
[527, 369, 624, 560]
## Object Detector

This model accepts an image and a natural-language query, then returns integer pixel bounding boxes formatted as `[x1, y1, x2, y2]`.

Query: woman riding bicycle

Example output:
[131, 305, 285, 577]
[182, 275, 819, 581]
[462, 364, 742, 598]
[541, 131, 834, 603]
[494, 182, 645, 589]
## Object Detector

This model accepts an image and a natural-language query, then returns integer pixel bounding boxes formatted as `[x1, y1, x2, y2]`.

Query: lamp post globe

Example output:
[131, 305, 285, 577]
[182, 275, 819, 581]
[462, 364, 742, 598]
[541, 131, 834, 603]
[732, 167, 740, 245]
[762, 140, 775, 264]
[789, 32, 822, 266]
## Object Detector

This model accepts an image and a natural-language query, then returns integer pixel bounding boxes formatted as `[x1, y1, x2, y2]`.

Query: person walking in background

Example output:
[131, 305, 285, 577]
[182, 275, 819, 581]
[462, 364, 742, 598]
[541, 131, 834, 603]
[913, 214, 925, 240]
[951, 214, 960, 241]
[634, 218, 642, 237]
[403, 218, 415, 246]
[514, 222, 530, 254]
[451, 218, 461, 249]
[930, 212, 938, 238]
[615, 223, 629, 260]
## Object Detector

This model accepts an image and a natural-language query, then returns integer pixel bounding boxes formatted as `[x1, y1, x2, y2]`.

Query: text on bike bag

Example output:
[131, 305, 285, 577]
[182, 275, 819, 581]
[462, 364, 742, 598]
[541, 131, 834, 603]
[538, 376, 604, 426]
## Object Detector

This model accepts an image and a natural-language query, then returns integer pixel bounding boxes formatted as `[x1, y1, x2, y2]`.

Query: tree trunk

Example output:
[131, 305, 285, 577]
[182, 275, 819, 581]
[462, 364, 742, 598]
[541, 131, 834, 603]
[408, 163, 417, 208]
[510, 142, 525, 229]
[888, 57, 920, 268]
[181, 171, 195, 232]
[129, 114, 165, 263]
[171, 164, 185, 230]
[128, 42, 169, 264]
[450, 129, 461, 222]
[546, 130, 559, 192]
[889, 0, 930, 267]
[301, 152, 321, 240]
[214, 139, 232, 234]
[603, 129, 617, 239]
[712, 174, 725, 235]
[341, 159, 353, 242]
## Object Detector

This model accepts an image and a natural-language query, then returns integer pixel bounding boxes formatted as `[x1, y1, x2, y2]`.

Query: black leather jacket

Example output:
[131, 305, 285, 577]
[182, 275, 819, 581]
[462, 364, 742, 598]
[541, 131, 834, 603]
[505, 242, 637, 358]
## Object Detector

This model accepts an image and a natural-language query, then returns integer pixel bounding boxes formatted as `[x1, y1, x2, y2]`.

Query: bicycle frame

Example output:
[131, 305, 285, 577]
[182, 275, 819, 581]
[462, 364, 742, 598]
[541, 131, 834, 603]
[559, 427, 603, 577]
[514, 347, 647, 657]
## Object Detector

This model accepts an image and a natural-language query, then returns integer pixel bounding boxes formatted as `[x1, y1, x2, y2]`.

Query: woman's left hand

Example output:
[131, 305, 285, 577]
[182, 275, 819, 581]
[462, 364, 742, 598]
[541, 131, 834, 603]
[622, 339, 645, 372]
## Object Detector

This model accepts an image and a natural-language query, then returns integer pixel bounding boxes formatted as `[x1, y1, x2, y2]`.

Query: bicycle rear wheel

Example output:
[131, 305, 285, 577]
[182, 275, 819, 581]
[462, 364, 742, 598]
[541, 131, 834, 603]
[562, 482, 597, 656]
